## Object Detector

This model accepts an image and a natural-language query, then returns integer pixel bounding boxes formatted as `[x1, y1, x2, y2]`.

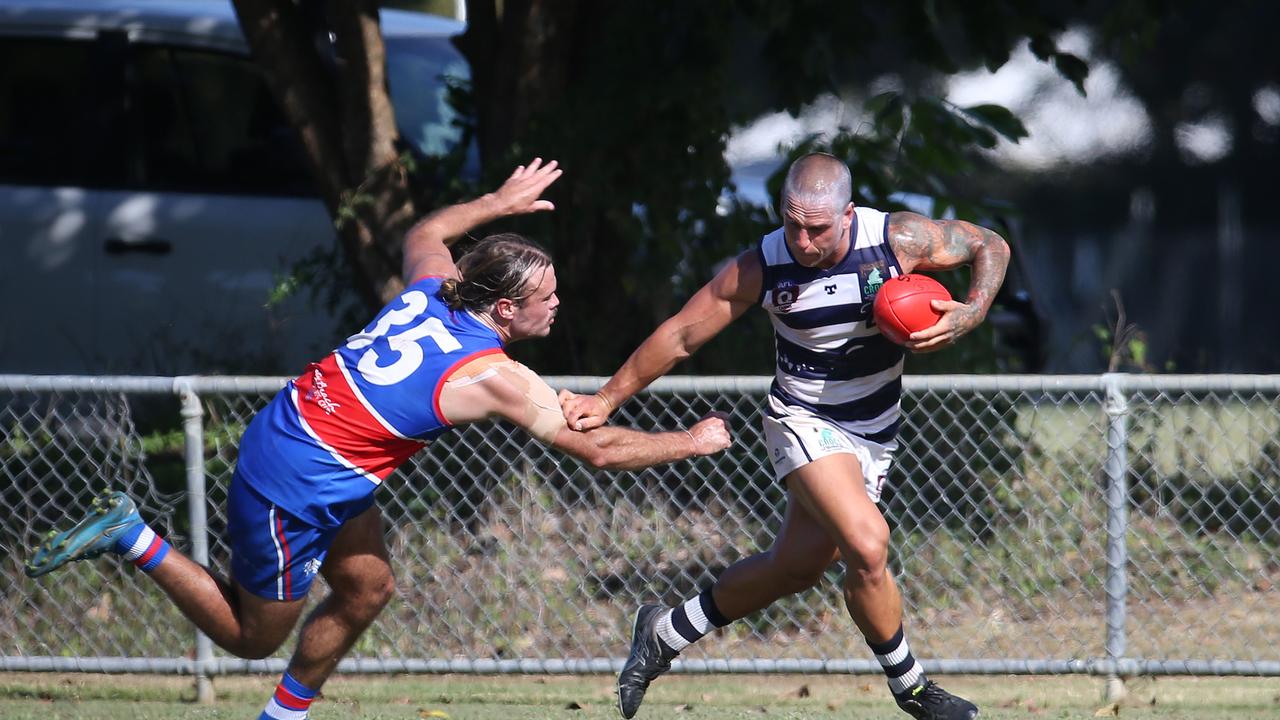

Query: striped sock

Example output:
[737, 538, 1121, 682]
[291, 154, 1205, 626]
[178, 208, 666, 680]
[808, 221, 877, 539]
[869, 625, 926, 696]
[112, 523, 170, 573]
[654, 588, 730, 653]
[259, 671, 316, 720]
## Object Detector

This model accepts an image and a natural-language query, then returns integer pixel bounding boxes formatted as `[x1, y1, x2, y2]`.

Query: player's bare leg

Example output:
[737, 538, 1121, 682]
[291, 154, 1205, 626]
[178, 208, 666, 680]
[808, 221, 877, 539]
[254, 505, 394, 719]
[26, 490, 305, 659]
[149, 552, 307, 658]
[283, 505, 395, 690]
[784, 453, 901, 641]
[788, 454, 977, 720]
[619, 480, 840, 718]
[710, 495, 840, 618]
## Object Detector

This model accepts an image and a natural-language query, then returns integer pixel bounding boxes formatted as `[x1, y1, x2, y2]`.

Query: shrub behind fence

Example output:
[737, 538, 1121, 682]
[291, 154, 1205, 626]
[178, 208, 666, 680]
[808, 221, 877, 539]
[2, 374, 1278, 689]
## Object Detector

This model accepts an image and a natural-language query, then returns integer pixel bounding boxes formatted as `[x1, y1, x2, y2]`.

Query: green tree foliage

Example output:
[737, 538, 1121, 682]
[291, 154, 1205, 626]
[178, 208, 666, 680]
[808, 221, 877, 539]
[232, 0, 428, 312]
[239, 0, 1108, 373]
[454, 0, 1096, 374]
[971, 1, 1280, 372]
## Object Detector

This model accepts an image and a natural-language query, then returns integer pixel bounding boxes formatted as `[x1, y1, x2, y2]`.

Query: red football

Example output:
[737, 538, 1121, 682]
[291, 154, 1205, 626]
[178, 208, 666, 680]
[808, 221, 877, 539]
[873, 274, 951, 345]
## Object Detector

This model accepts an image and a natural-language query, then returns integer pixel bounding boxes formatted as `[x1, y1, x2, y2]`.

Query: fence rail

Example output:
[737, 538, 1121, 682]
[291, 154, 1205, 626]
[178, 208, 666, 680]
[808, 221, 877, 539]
[3, 374, 1278, 697]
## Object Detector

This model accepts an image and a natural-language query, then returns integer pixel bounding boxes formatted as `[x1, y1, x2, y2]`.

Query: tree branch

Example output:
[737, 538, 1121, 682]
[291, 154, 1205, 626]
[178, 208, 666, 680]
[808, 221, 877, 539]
[232, 0, 345, 200]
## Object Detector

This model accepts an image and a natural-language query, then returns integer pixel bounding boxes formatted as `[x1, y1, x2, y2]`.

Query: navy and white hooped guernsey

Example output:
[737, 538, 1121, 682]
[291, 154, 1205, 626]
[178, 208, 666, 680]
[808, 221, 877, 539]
[757, 206, 906, 445]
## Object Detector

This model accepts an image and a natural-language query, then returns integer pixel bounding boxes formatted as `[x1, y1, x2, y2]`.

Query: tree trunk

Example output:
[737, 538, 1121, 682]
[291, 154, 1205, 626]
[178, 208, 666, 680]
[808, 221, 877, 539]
[233, 0, 422, 311]
[455, 0, 581, 168]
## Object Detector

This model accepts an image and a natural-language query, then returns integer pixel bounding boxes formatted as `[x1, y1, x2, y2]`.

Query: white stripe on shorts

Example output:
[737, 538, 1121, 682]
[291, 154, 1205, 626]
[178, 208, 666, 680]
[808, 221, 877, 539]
[268, 504, 285, 601]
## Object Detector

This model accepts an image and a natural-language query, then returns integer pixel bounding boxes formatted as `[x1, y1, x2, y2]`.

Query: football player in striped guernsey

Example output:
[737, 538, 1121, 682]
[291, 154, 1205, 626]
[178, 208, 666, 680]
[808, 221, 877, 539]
[26, 159, 732, 720]
[562, 152, 1009, 720]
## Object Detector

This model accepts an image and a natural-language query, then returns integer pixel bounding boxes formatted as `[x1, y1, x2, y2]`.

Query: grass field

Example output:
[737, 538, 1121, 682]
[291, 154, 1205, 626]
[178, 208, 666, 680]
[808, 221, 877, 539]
[2, 672, 1278, 719]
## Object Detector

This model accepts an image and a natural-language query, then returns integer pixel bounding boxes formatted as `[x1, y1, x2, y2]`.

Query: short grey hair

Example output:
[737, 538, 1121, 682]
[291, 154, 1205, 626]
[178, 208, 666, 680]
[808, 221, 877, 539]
[782, 152, 852, 215]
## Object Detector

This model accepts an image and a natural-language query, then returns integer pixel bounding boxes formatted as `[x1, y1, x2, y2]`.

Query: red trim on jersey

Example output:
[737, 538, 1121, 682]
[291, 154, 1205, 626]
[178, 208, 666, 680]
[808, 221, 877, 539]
[274, 511, 293, 600]
[432, 348, 509, 426]
[413, 274, 448, 284]
[294, 356, 424, 480]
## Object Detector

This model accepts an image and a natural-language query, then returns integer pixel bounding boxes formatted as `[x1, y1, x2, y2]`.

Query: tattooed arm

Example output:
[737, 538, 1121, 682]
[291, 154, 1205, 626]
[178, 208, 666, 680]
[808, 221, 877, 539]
[886, 211, 1011, 353]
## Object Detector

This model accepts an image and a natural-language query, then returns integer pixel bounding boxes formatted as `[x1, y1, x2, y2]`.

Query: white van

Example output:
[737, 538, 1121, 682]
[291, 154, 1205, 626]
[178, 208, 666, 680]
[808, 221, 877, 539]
[0, 0, 470, 375]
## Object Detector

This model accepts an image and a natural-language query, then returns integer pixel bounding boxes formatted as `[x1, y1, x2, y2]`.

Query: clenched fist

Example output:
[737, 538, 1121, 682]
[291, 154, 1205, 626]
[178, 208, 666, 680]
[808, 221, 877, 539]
[559, 389, 612, 431]
[687, 412, 732, 456]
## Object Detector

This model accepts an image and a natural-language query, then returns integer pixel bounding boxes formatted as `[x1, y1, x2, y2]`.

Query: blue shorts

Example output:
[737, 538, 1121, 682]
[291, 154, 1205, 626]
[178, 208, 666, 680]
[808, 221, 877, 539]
[227, 470, 374, 601]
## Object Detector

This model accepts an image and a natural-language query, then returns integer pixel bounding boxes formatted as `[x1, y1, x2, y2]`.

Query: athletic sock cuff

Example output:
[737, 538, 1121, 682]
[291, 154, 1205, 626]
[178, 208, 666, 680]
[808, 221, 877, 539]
[134, 538, 169, 573]
[121, 525, 169, 573]
[281, 672, 317, 700]
[113, 523, 148, 557]
[866, 625, 905, 656]
[698, 587, 730, 628]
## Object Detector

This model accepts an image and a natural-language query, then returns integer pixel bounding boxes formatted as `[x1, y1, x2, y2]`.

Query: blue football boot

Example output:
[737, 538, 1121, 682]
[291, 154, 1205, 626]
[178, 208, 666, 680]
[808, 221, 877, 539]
[25, 490, 143, 578]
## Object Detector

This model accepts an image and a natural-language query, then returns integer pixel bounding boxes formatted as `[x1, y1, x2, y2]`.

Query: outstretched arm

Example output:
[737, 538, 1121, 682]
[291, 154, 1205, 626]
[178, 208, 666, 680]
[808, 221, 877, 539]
[436, 355, 733, 471]
[886, 211, 1011, 353]
[560, 249, 763, 431]
[401, 158, 562, 283]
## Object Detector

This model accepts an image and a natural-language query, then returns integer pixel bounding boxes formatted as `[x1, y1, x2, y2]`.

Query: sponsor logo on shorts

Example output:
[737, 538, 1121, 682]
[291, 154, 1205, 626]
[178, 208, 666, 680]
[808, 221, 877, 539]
[303, 558, 322, 577]
[817, 428, 845, 451]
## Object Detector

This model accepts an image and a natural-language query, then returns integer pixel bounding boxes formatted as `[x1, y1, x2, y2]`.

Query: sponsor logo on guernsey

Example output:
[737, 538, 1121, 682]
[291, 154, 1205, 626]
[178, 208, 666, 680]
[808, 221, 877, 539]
[860, 262, 887, 298]
[771, 280, 799, 312]
[306, 367, 342, 415]
[858, 262, 888, 324]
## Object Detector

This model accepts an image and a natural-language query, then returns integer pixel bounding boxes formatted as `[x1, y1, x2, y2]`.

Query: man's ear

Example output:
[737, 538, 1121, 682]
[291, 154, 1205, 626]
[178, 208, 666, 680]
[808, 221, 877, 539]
[494, 297, 516, 320]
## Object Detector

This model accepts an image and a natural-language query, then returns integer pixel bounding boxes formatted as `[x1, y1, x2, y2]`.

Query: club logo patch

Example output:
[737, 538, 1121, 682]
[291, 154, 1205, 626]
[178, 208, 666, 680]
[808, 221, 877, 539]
[771, 280, 799, 313]
[860, 262, 887, 298]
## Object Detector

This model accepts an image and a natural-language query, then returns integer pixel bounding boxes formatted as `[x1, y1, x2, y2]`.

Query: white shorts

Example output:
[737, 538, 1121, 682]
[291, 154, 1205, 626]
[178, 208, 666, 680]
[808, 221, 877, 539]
[761, 394, 897, 503]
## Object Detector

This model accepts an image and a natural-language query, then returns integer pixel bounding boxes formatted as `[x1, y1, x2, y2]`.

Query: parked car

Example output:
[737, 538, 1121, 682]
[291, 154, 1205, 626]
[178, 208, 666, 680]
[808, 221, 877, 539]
[0, 0, 470, 375]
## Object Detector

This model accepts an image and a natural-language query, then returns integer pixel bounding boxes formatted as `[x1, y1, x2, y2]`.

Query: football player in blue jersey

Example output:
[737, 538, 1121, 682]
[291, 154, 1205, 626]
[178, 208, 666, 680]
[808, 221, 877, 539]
[27, 159, 732, 720]
[562, 152, 1010, 720]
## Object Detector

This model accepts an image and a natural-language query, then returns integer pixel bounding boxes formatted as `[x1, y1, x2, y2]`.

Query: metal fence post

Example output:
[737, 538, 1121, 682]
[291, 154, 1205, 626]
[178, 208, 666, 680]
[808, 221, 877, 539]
[4, 373, 1280, 681]
[178, 379, 215, 704]
[1102, 373, 1130, 703]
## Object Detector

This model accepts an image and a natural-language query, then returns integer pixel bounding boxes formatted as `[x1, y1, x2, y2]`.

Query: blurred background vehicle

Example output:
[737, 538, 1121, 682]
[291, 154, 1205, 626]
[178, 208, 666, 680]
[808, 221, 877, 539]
[0, 0, 470, 374]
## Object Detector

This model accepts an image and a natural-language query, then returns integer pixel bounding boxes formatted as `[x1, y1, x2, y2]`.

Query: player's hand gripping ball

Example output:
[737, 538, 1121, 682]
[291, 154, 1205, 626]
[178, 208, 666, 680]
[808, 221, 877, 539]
[872, 274, 951, 345]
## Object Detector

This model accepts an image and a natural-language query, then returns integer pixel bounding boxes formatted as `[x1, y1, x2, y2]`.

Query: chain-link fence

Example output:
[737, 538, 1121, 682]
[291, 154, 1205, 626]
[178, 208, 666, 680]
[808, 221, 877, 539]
[3, 374, 1279, 692]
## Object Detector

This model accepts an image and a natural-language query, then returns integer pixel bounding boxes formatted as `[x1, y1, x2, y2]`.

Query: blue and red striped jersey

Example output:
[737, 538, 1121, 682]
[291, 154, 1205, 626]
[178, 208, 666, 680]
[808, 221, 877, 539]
[235, 277, 506, 527]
